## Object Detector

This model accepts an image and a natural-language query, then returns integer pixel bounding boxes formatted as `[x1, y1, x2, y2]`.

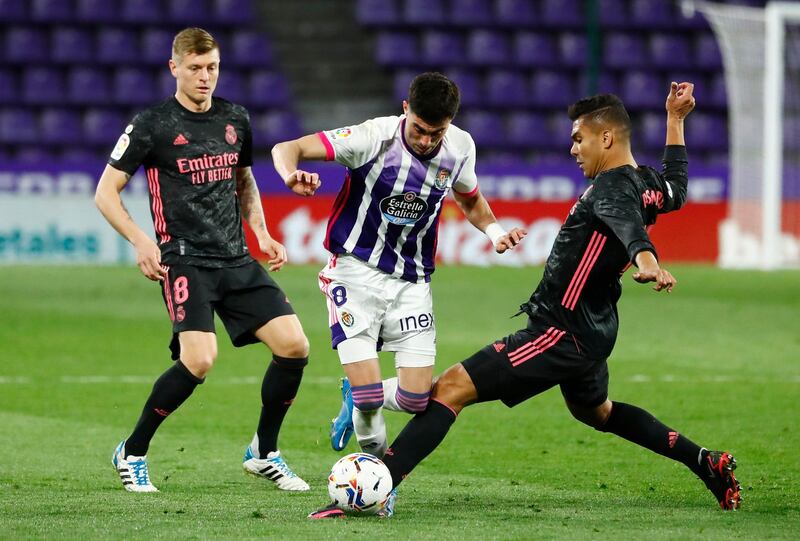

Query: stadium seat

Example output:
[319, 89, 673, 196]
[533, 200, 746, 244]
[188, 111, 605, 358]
[231, 31, 273, 67]
[168, 0, 213, 24]
[783, 116, 800, 151]
[6, 27, 49, 63]
[695, 33, 723, 69]
[393, 69, 418, 102]
[83, 109, 125, 145]
[459, 110, 505, 148]
[495, 0, 536, 25]
[421, 31, 466, 67]
[22, 67, 64, 105]
[685, 112, 727, 150]
[649, 34, 693, 69]
[0, 0, 27, 22]
[598, 0, 628, 28]
[67, 67, 111, 105]
[541, 0, 583, 27]
[356, 0, 399, 26]
[530, 71, 577, 108]
[214, 71, 246, 105]
[249, 71, 290, 108]
[630, 0, 675, 27]
[639, 112, 666, 150]
[0, 108, 38, 143]
[120, 0, 163, 23]
[558, 33, 588, 67]
[604, 33, 647, 69]
[157, 70, 176, 99]
[376, 32, 418, 66]
[61, 147, 102, 163]
[506, 112, 552, 149]
[113, 68, 156, 105]
[709, 72, 728, 108]
[0, 70, 18, 104]
[444, 69, 482, 107]
[514, 32, 557, 68]
[214, 0, 254, 24]
[97, 28, 140, 64]
[31, 0, 72, 22]
[51, 28, 94, 64]
[450, 0, 493, 26]
[404, 0, 446, 24]
[14, 147, 52, 162]
[577, 72, 619, 96]
[75, 0, 118, 23]
[486, 70, 529, 107]
[40, 109, 82, 144]
[547, 111, 574, 146]
[467, 30, 510, 66]
[252, 111, 302, 146]
[141, 29, 174, 66]
[620, 71, 663, 109]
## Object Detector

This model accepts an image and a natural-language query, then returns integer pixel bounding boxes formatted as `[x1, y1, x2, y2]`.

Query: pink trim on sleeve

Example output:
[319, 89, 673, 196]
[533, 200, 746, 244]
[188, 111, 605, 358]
[316, 131, 335, 161]
[453, 184, 479, 198]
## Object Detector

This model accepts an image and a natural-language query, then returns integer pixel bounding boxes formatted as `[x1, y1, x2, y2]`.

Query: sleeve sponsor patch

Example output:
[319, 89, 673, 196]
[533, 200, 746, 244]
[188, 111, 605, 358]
[110, 133, 130, 160]
[331, 127, 352, 139]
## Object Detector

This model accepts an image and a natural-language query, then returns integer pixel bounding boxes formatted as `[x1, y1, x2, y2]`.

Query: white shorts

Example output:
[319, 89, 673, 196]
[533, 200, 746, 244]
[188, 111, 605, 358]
[318, 254, 436, 368]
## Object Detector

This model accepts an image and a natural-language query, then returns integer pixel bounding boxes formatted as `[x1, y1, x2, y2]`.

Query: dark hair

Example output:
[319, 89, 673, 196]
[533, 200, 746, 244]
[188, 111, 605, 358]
[567, 94, 632, 139]
[408, 72, 460, 123]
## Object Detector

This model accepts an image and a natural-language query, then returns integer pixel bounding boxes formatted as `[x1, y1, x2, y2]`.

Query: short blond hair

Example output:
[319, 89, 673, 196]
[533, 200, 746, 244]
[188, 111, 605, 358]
[172, 27, 219, 61]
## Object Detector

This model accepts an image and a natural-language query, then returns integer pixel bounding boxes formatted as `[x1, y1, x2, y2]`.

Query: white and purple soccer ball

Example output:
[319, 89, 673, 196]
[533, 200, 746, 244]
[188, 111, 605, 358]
[328, 453, 393, 514]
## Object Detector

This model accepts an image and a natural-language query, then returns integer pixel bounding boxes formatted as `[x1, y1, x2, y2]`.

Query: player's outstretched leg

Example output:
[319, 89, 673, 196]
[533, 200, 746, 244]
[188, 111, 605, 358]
[330, 377, 354, 451]
[112, 440, 158, 492]
[351, 382, 388, 456]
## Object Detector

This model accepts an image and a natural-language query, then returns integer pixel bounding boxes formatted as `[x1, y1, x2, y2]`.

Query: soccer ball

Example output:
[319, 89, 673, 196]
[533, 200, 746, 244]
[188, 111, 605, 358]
[327, 453, 393, 514]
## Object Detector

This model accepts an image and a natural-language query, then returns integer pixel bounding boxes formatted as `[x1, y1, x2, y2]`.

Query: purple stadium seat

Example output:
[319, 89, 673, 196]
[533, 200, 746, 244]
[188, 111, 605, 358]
[404, 0, 445, 24]
[783, 116, 800, 151]
[630, 0, 674, 26]
[506, 112, 551, 149]
[559, 33, 587, 67]
[450, 0, 493, 26]
[0, 70, 18, 104]
[14, 148, 52, 163]
[444, 69, 482, 107]
[168, 0, 213, 24]
[231, 32, 273, 67]
[598, 0, 628, 27]
[61, 147, 101, 163]
[459, 110, 505, 148]
[486, 70, 529, 107]
[685, 113, 727, 150]
[514, 32, 557, 68]
[6, 27, 49, 63]
[356, 0, 399, 25]
[620, 71, 663, 108]
[547, 112, 574, 148]
[113, 68, 156, 105]
[214, 71, 246, 104]
[120, 0, 163, 23]
[709, 73, 728, 108]
[577, 72, 619, 96]
[76, 0, 118, 23]
[421, 31, 466, 67]
[695, 33, 723, 69]
[40, 109, 82, 144]
[541, 0, 583, 27]
[531, 71, 577, 108]
[249, 71, 290, 108]
[467, 30, 510, 66]
[214, 0, 253, 24]
[97, 29, 140, 64]
[0, 0, 27, 22]
[495, 0, 536, 26]
[376, 32, 418, 66]
[649, 34, 692, 69]
[639, 112, 666, 150]
[604, 33, 646, 69]
[83, 109, 125, 145]
[141, 29, 174, 66]
[51, 28, 94, 64]
[252, 111, 302, 146]
[393, 69, 417, 101]
[68, 67, 111, 105]
[31, 0, 72, 22]
[22, 67, 64, 105]
[0, 108, 38, 143]
[157, 70, 176, 98]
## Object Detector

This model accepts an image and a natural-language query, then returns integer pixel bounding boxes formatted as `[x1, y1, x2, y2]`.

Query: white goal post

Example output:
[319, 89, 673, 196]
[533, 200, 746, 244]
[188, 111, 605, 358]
[685, 1, 800, 269]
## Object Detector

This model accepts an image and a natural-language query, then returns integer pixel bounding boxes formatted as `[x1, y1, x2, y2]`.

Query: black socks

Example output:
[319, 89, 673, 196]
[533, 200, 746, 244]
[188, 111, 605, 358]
[256, 355, 307, 457]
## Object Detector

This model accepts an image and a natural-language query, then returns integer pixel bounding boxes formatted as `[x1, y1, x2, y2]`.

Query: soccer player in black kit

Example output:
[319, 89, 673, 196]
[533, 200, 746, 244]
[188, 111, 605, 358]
[310, 82, 741, 518]
[95, 28, 310, 492]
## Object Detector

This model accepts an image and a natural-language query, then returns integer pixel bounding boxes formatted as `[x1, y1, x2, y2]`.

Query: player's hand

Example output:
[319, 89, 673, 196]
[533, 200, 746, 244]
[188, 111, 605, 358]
[632, 267, 677, 293]
[494, 227, 528, 254]
[134, 236, 166, 281]
[286, 169, 321, 197]
[666, 81, 696, 120]
[259, 236, 288, 272]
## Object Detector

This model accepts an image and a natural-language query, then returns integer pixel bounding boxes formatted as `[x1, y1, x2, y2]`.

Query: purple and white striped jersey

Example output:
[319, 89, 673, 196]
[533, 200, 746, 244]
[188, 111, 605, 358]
[317, 115, 478, 283]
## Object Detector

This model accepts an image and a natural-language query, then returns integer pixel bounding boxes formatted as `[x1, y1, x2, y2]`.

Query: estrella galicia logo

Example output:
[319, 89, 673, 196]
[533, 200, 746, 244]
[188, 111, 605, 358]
[434, 168, 450, 190]
[380, 192, 428, 225]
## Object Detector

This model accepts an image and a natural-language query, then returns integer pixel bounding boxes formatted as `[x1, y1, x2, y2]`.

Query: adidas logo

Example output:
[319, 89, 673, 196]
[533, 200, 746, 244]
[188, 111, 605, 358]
[668, 431, 679, 448]
[493, 342, 506, 353]
[173, 133, 189, 145]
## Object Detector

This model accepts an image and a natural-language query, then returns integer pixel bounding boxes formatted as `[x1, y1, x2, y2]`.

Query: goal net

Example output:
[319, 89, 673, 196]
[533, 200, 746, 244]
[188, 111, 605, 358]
[689, 1, 800, 268]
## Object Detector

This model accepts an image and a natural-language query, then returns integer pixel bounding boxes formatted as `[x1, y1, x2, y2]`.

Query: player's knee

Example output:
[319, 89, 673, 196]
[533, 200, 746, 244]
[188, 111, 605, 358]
[430, 364, 475, 411]
[181, 350, 217, 378]
[272, 333, 309, 359]
[567, 399, 612, 430]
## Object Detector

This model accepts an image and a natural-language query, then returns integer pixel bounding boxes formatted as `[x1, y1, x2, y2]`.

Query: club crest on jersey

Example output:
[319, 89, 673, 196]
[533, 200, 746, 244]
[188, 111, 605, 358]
[340, 311, 354, 327]
[225, 124, 237, 145]
[380, 192, 428, 225]
[435, 168, 451, 190]
[331, 128, 351, 139]
[175, 306, 186, 323]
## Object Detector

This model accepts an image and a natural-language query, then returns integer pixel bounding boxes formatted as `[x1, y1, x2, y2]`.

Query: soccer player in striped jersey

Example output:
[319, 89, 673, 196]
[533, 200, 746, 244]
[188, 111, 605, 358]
[272, 73, 526, 460]
[309, 82, 741, 518]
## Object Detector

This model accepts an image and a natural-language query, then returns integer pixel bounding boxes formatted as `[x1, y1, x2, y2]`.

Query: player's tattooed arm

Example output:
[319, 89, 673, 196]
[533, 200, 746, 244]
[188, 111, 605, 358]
[236, 166, 288, 271]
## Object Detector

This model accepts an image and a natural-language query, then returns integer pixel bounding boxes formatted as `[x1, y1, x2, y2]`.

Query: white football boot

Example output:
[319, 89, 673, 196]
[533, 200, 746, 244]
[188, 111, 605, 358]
[242, 445, 310, 491]
[112, 440, 158, 492]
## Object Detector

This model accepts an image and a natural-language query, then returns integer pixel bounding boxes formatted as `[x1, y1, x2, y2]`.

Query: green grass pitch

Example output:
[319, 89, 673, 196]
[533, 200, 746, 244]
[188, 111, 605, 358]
[1, 264, 798, 539]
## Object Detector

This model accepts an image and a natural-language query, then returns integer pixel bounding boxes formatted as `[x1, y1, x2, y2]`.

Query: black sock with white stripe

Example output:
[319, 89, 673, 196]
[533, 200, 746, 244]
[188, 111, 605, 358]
[256, 355, 307, 457]
[125, 361, 203, 457]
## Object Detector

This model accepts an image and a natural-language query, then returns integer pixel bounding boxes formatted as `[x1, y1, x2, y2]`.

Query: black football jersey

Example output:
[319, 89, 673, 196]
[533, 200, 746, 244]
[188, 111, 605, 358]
[108, 97, 254, 267]
[520, 146, 689, 360]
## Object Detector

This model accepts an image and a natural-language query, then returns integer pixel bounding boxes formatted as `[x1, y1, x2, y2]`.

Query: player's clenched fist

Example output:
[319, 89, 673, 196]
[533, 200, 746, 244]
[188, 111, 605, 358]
[666, 81, 695, 120]
[286, 169, 321, 197]
[494, 227, 528, 254]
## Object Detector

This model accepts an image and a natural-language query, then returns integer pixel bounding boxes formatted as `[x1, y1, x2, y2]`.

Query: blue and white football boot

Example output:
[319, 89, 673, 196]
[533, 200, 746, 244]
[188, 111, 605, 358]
[377, 488, 398, 518]
[330, 377, 355, 451]
[242, 445, 310, 491]
[112, 440, 158, 492]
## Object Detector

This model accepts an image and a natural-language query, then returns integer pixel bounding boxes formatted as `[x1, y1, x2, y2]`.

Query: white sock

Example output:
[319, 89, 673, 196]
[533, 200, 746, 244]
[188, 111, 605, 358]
[353, 406, 388, 457]
[382, 377, 401, 411]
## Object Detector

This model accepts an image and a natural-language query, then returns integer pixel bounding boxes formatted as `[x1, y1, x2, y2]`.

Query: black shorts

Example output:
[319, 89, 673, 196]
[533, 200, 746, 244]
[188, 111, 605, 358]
[160, 260, 295, 359]
[462, 319, 609, 408]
